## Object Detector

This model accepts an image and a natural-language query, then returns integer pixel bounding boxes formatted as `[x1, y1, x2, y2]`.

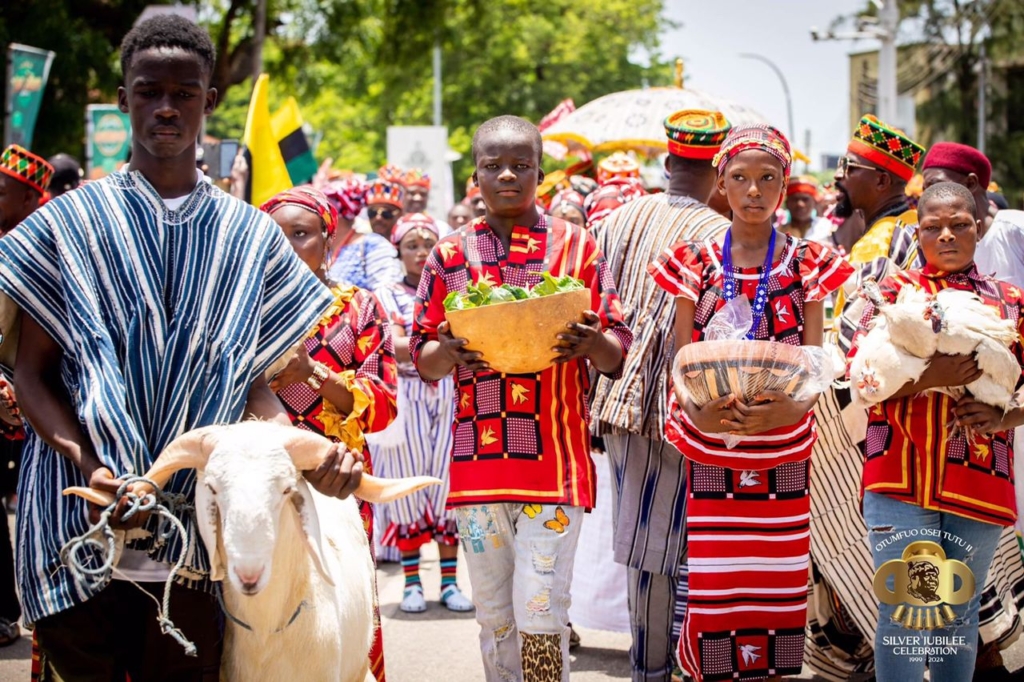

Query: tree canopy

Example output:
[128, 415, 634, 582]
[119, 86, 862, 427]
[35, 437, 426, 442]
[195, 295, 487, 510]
[1, 0, 670, 188]
[839, 0, 1024, 203]
[206, 0, 671, 186]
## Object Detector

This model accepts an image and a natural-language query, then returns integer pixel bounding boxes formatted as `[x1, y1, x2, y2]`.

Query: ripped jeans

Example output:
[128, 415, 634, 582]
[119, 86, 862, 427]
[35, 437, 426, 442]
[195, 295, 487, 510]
[863, 491, 1003, 682]
[454, 503, 584, 682]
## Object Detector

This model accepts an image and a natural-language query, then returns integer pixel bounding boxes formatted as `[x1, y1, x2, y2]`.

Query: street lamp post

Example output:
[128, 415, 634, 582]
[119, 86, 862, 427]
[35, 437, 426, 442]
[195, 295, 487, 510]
[738, 53, 795, 143]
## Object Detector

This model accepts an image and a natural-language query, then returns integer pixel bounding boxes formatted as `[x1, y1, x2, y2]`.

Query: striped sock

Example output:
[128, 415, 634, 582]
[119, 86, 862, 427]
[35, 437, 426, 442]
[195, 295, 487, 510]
[440, 557, 458, 591]
[402, 555, 421, 589]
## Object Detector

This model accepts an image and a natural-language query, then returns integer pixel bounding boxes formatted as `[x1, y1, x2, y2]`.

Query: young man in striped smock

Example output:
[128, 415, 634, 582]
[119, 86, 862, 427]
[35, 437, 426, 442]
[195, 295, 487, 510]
[588, 110, 731, 682]
[0, 16, 358, 681]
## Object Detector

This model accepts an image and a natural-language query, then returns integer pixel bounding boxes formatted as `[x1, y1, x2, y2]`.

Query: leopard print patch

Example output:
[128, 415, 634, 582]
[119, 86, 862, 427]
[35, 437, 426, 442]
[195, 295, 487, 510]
[521, 632, 561, 681]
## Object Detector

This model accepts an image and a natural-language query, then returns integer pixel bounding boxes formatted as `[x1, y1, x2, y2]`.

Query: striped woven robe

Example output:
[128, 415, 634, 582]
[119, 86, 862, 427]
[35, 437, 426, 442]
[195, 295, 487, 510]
[0, 171, 333, 624]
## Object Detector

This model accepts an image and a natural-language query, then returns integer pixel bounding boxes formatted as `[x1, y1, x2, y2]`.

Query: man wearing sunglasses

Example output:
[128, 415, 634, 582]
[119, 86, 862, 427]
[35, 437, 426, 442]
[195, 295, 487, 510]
[832, 115, 925, 271]
[366, 178, 405, 241]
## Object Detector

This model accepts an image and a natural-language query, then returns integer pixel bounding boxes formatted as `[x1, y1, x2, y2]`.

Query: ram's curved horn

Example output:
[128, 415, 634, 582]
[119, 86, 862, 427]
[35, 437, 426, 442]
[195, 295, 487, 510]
[281, 428, 443, 503]
[63, 486, 116, 507]
[62, 426, 221, 504]
[143, 425, 222, 489]
[281, 428, 336, 471]
[355, 475, 443, 504]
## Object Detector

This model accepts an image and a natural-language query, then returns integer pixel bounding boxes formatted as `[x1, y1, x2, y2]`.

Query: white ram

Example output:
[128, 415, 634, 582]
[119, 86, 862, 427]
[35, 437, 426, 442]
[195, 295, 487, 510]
[66, 421, 439, 682]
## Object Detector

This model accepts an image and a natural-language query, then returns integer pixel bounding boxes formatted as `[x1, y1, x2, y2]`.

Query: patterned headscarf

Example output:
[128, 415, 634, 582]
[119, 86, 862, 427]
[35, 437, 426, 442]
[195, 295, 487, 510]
[322, 178, 367, 221]
[712, 124, 792, 180]
[584, 178, 645, 225]
[787, 175, 820, 198]
[550, 188, 586, 215]
[391, 212, 439, 246]
[260, 186, 339, 239]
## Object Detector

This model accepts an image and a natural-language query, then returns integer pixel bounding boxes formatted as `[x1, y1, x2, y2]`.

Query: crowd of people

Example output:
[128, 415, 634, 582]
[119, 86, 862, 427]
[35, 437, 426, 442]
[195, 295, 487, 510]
[0, 12, 1023, 682]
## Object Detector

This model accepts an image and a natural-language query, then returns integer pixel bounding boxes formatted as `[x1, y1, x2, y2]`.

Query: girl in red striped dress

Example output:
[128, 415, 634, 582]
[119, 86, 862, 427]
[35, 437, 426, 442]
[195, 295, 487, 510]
[649, 125, 853, 681]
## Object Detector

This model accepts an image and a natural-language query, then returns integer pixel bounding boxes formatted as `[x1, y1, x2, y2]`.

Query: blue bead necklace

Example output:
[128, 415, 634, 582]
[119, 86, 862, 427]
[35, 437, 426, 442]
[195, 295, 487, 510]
[721, 228, 777, 340]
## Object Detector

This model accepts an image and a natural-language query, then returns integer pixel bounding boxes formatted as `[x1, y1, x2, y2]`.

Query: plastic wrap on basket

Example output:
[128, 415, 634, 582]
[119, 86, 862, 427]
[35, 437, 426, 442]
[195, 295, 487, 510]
[674, 300, 835, 449]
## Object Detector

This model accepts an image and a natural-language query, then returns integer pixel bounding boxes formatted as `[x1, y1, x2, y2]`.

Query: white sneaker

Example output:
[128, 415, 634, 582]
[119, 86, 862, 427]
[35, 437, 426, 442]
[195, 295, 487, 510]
[441, 585, 474, 612]
[400, 585, 427, 613]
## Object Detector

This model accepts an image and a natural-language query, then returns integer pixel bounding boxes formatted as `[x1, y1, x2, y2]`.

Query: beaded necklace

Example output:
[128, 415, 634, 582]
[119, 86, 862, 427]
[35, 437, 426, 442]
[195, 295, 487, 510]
[721, 228, 777, 340]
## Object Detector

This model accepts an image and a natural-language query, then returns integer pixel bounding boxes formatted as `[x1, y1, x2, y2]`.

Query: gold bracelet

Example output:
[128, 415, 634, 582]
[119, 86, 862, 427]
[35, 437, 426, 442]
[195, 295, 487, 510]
[306, 362, 330, 391]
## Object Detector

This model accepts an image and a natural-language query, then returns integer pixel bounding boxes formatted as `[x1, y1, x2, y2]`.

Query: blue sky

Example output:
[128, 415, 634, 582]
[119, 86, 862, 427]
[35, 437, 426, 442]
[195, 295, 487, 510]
[660, 0, 872, 170]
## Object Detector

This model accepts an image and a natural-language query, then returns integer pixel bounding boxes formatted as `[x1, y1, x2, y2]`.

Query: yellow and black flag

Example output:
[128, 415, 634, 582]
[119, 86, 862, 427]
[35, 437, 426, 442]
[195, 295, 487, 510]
[271, 97, 318, 187]
[241, 74, 290, 206]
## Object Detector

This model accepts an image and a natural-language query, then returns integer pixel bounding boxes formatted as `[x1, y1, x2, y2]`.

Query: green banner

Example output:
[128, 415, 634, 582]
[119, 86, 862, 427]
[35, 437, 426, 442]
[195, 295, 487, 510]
[4, 43, 55, 149]
[86, 105, 132, 180]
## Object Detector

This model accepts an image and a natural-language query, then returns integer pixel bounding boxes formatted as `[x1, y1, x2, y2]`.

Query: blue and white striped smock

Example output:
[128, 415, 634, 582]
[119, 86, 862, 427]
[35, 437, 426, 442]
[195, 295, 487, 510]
[0, 171, 334, 624]
[368, 281, 455, 540]
[327, 233, 402, 291]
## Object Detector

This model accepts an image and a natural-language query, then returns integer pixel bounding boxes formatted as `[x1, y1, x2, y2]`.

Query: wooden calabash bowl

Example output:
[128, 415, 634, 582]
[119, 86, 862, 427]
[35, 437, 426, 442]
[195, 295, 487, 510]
[673, 339, 811, 407]
[446, 288, 591, 375]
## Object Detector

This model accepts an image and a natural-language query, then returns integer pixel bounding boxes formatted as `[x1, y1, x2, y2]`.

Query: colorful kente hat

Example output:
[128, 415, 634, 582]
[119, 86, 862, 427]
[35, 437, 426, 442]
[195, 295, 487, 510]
[848, 114, 924, 182]
[401, 168, 431, 191]
[378, 163, 405, 185]
[597, 152, 641, 185]
[366, 178, 404, 208]
[664, 109, 731, 160]
[787, 175, 820, 198]
[0, 145, 53, 195]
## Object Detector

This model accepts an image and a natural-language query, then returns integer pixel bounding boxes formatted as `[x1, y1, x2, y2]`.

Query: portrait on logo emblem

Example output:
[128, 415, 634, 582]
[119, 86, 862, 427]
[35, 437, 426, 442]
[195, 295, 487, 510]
[872, 540, 975, 629]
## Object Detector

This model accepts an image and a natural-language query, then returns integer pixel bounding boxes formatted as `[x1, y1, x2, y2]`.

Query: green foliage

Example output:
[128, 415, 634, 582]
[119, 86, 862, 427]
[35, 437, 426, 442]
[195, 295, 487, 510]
[206, 0, 669, 192]
[443, 274, 583, 310]
[0, 0, 170, 159]
[2, 0, 667, 188]
[844, 0, 1024, 204]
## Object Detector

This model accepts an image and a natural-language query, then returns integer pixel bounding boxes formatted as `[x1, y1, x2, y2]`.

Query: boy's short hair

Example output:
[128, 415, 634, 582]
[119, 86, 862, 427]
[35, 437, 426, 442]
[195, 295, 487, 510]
[471, 115, 543, 164]
[120, 15, 216, 81]
[919, 181, 976, 218]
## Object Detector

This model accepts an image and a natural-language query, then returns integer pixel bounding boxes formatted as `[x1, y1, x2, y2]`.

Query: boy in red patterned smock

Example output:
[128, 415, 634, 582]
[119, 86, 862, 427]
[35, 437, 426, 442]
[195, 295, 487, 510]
[412, 116, 633, 682]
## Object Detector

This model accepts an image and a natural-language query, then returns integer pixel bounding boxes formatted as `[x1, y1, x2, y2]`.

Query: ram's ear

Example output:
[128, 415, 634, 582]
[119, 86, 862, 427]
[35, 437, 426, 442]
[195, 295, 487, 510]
[195, 474, 225, 582]
[291, 479, 335, 587]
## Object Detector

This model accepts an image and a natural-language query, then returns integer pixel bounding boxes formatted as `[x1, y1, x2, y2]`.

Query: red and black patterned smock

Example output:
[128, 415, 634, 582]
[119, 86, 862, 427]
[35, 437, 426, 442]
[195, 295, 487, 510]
[274, 283, 398, 497]
[649, 234, 854, 469]
[410, 215, 633, 509]
[849, 264, 1024, 526]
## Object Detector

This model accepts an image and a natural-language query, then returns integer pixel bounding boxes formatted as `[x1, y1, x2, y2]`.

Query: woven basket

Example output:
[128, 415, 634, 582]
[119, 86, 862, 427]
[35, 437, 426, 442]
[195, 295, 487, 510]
[445, 288, 591, 375]
[673, 339, 811, 407]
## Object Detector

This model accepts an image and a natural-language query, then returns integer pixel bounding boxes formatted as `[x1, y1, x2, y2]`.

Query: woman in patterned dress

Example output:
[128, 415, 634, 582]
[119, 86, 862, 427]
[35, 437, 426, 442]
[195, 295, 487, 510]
[369, 213, 473, 613]
[260, 186, 398, 682]
[649, 125, 853, 682]
[322, 178, 402, 292]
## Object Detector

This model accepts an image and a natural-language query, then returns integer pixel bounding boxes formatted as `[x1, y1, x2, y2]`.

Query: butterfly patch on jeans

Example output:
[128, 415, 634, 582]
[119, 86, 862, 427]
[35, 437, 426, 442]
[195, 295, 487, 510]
[523, 503, 543, 519]
[543, 506, 570, 534]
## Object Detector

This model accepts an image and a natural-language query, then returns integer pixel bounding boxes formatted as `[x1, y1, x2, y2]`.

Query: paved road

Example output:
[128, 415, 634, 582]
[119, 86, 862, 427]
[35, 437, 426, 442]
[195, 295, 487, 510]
[2, 529, 1024, 680]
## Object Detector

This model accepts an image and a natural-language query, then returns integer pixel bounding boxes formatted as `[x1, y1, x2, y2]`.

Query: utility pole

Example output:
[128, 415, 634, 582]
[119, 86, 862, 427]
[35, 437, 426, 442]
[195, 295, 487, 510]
[252, 0, 267, 82]
[739, 53, 795, 142]
[811, 0, 900, 122]
[977, 41, 987, 155]
[877, 0, 899, 123]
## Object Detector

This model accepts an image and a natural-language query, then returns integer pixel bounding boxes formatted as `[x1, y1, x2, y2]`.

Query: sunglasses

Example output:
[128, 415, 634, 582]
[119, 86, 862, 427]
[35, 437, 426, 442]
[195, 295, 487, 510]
[836, 156, 882, 178]
[367, 207, 398, 220]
